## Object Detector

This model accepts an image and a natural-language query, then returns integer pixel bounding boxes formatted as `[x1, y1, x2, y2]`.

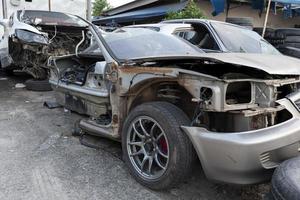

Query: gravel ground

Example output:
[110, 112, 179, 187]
[0, 72, 270, 200]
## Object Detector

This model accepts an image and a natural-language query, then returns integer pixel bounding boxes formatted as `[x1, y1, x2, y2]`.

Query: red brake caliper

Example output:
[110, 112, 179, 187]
[159, 137, 168, 154]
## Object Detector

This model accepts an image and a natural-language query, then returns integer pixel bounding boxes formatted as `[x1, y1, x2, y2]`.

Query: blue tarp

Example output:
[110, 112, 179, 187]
[210, 0, 300, 17]
[93, 1, 188, 25]
[272, 0, 300, 18]
[210, 0, 265, 16]
[210, 0, 226, 16]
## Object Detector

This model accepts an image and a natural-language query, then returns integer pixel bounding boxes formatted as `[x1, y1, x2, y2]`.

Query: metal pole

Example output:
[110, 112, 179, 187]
[87, 0, 92, 21]
[48, 0, 51, 11]
[262, 0, 272, 38]
[2, 0, 7, 18]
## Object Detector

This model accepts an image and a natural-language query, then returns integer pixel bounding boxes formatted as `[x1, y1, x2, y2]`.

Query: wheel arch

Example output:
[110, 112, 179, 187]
[124, 79, 198, 121]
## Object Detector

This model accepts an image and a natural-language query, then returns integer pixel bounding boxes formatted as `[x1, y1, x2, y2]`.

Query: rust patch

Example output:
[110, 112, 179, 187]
[112, 114, 119, 124]
[120, 66, 173, 74]
[110, 62, 119, 71]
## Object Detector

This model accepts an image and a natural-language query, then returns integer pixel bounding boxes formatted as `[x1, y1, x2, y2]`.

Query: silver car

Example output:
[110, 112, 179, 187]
[48, 23, 300, 189]
[127, 19, 280, 55]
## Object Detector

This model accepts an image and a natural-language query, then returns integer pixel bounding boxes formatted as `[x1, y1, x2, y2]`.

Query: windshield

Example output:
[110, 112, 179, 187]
[211, 22, 280, 55]
[103, 28, 203, 61]
[17, 10, 88, 27]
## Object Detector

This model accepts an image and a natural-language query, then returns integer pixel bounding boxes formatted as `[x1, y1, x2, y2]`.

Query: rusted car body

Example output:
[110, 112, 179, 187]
[48, 23, 300, 189]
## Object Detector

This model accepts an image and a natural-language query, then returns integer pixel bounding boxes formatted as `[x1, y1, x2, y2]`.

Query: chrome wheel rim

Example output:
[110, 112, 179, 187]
[127, 116, 169, 180]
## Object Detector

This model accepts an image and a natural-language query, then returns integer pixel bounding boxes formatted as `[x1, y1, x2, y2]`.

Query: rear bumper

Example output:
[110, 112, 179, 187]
[182, 98, 300, 184]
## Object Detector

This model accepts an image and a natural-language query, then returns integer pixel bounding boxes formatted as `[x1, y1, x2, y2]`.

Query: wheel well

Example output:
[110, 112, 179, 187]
[127, 81, 197, 120]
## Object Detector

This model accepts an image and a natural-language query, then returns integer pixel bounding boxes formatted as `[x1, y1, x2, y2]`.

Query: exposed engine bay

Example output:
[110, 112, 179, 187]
[49, 54, 300, 134]
[121, 59, 300, 133]
[9, 25, 90, 79]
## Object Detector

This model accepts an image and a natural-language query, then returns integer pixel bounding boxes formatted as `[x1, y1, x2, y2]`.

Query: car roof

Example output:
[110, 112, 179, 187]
[125, 23, 193, 34]
[162, 18, 251, 30]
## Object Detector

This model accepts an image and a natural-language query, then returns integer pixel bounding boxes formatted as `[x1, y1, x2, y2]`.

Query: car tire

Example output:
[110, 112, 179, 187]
[25, 79, 53, 91]
[3, 69, 15, 76]
[253, 27, 286, 46]
[276, 28, 300, 36]
[284, 36, 300, 43]
[270, 156, 300, 200]
[277, 46, 300, 58]
[226, 17, 253, 29]
[280, 43, 300, 49]
[122, 101, 195, 190]
[253, 27, 275, 38]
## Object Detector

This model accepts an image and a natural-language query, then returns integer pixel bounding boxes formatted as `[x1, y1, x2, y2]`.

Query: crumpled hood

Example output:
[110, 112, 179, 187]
[202, 53, 300, 75]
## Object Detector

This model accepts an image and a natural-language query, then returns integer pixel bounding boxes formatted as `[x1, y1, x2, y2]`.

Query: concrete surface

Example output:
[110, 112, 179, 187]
[0, 72, 269, 200]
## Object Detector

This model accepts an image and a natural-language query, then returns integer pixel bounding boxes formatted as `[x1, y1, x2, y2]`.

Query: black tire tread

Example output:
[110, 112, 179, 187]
[25, 79, 52, 92]
[226, 17, 253, 28]
[271, 157, 300, 200]
[276, 28, 300, 36]
[278, 46, 300, 58]
[285, 36, 300, 43]
[122, 101, 195, 190]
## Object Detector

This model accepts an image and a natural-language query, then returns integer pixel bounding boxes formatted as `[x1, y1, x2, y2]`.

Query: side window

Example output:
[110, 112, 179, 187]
[175, 25, 220, 51]
[192, 24, 220, 51]
[174, 31, 185, 38]
[183, 31, 201, 45]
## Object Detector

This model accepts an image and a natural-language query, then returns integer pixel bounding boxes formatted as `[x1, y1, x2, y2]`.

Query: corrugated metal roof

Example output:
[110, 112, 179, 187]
[104, 0, 159, 16]
[93, 1, 187, 25]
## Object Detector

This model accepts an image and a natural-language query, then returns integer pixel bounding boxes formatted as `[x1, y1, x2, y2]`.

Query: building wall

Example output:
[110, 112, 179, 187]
[0, 0, 87, 19]
[198, 0, 299, 28]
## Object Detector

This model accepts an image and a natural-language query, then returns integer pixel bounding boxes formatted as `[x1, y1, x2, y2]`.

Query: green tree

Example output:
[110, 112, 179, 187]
[165, 0, 206, 20]
[92, 0, 111, 16]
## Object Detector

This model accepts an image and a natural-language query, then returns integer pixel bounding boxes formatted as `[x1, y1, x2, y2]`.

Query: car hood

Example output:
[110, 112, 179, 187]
[202, 53, 300, 75]
[10, 20, 42, 36]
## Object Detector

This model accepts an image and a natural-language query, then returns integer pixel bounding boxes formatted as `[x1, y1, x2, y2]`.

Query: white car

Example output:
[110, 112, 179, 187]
[126, 19, 280, 55]
[0, 10, 90, 90]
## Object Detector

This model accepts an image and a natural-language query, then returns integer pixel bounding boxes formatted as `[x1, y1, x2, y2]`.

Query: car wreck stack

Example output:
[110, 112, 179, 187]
[254, 27, 300, 58]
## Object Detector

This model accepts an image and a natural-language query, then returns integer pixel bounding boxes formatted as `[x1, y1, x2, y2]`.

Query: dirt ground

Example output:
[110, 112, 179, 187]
[0, 72, 271, 200]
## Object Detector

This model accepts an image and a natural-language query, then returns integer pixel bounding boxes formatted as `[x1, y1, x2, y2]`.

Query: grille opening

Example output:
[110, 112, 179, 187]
[275, 109, 293, 124]
[277, 84, 296, 99]
[206, 108, 292, 132]
[226, 82, 251, 104]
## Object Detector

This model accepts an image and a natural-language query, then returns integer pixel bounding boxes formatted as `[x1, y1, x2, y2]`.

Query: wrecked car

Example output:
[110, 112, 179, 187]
[48, 25, 300, 190]
[128, 19, 280, 54]
[0, 10, 90, 90]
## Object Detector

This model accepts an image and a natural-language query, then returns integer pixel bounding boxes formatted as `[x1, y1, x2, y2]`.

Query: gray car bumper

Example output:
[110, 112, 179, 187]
[181, 98, 300, 184]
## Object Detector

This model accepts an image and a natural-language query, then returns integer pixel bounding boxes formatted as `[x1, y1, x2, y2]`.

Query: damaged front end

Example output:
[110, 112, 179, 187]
[7, 10, 90, 79]
[169, 59, 300, 184]
[115, 54, 300, 184]
[48, 25, 300, 185]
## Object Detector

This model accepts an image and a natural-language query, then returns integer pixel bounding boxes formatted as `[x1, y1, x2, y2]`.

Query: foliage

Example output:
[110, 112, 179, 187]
[165, 0, 206, 20]
[92, 0, 111, 16]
